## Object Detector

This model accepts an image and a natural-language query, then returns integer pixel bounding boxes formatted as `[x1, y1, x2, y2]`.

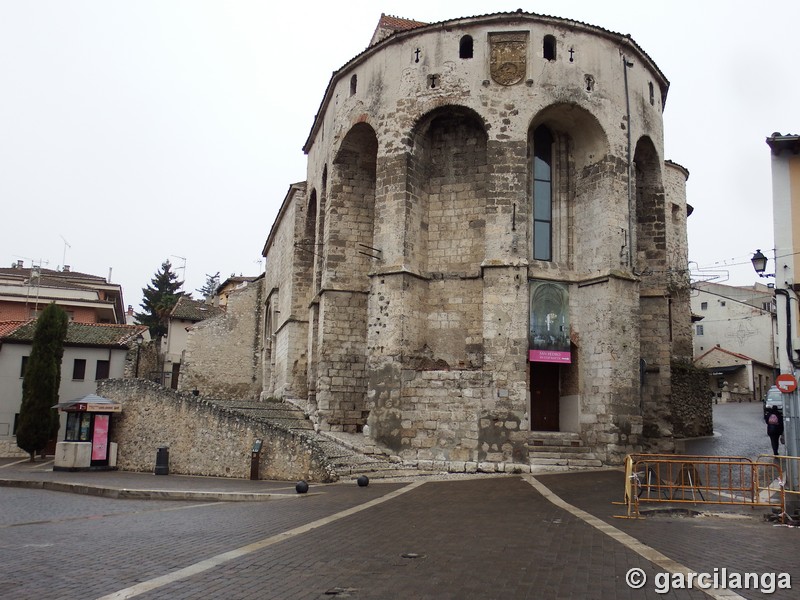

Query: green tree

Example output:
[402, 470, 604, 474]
[197, 271, 220, 300]
[16, 303, 69, 461]
[135, 260, 187, 339]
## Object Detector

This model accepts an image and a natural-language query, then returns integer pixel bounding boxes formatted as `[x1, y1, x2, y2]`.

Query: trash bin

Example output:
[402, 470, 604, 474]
[154, 446, 169, 475]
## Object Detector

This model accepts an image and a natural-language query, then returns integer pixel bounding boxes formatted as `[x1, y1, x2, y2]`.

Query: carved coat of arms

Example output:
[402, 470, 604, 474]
[489, 32, 529, 86]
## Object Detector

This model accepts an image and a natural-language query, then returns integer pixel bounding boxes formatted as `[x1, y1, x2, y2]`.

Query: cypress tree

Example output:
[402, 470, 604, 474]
[16, 303, 69, 461]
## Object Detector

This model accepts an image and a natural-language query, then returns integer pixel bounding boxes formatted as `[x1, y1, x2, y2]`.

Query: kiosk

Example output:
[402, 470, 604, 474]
[53, 394, 121, 471]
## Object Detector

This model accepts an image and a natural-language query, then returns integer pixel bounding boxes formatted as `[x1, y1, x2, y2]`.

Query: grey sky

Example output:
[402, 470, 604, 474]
[1, 1, 797, 309]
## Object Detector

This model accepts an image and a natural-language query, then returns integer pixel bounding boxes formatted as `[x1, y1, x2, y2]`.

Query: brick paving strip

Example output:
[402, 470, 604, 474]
[95, 481, 426, 600]
[524, 475, 746, 600]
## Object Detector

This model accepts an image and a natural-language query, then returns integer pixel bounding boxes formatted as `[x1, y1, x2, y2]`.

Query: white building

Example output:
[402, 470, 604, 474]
[0, 320, 146, 457]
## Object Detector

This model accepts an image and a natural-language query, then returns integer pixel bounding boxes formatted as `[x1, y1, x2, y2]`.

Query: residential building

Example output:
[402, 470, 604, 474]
[0, 320, 147, 457]
[0, 262, 126, 325]
[690, 280, 776, 400]
[694, 346, 774, 403]
[767, 133, 800, 375]
[256, 11, 696, 468]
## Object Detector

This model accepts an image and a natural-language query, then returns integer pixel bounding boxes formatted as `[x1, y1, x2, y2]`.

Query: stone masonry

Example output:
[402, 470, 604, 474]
[260, 12, 694, 469]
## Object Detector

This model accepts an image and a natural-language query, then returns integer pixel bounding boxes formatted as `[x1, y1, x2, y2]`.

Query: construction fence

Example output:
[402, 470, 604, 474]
[620, 453, 787, 522]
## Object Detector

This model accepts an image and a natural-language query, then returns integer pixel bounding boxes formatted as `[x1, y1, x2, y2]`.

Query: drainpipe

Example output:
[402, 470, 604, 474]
[622, 53, 634, 270]
[774, 287, 800, 501]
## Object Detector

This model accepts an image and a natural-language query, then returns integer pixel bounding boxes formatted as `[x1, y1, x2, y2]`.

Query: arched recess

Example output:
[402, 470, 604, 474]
[316, 123, 377, 432]
[527, 104, 609, 434]
[633, 136, 666, 281]
[633, 135, 670, 442]
[528, 103, 609, 269]
[407, 106, 488, 368]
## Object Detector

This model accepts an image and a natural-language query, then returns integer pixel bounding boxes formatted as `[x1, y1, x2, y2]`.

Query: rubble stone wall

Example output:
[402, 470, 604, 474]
[99, 379, 334, 482]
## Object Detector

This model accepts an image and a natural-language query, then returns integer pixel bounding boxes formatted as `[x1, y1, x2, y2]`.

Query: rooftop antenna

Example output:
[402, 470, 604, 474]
[60, 235, 71, 270]
[254, 258, 264, 272]
[171, 255, 187, 291]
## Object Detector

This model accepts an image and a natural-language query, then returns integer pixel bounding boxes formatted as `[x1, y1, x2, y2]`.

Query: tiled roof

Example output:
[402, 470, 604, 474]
[377, 14, 427, 32]
[0, 320, 26, 337]
[0, 266, 106, 283]
[1, 320, 147, 348]
[170, 296, 225, 322]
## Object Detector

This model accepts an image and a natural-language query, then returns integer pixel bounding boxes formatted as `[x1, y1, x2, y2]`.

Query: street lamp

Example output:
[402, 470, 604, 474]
[751, 249, 774, 277]
[134, 333, 144, 378]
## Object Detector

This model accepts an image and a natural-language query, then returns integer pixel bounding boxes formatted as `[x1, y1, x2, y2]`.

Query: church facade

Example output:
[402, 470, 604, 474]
[260, 11, 693, 468]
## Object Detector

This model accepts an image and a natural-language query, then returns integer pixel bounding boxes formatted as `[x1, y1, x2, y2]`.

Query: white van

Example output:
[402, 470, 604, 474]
[764, 386, 784, 412]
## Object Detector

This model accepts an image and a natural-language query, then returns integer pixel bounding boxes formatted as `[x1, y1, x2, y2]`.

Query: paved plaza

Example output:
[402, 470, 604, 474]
[1, 455, 797, 600]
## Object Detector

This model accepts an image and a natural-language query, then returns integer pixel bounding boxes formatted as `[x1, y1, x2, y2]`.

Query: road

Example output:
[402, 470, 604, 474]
[683, 401, 773, 460]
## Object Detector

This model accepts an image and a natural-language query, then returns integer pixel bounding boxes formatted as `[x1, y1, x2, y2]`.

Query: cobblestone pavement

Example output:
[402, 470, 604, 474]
[2, 458, 797, 600]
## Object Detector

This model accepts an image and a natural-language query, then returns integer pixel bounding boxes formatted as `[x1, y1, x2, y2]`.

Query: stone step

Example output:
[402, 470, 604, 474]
[528, 446, 590, 456]
[529, 450, 597, 459]
[527, 435, 584, 448]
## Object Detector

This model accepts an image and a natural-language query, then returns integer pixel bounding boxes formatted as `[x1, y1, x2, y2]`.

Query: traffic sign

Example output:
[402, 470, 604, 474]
[775, 373, 797, 393]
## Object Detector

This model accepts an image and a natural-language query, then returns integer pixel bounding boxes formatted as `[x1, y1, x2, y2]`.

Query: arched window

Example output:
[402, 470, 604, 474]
[532, 126, 554, 261]
[543, 35, 556, 61]
[350, 74, 357, 96]
[459, 35, 473, 59]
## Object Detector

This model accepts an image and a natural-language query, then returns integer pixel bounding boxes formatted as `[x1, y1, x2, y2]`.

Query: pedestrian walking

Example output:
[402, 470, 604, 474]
[765, 405, 784, 455]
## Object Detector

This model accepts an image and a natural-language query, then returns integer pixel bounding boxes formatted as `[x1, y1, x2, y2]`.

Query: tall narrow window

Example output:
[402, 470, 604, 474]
[73, 358, 86, 381]
[350, 74, 357, 96]
[543, 35, 556, 60]
[532, 126, 554, 261]
[459, 35, 473, 59]
[95, 360, 110, 380]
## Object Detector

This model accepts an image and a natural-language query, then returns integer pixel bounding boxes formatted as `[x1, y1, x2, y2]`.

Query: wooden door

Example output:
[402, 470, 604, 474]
[531, 362, 559, 431]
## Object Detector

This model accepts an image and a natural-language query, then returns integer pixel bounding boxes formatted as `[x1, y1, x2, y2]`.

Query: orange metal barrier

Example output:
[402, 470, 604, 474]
[620, 454, 784, 521]
[756, 454, 800, 505]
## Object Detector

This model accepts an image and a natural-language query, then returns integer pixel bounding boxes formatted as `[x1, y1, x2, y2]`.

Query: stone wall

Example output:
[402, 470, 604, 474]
[181, 281, 262, 399]
[259, 13, 689, 468]
[670, 359, 713, 438]
[99, 379, 335, 482]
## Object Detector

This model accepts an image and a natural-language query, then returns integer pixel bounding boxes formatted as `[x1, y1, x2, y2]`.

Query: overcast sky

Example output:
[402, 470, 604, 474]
[1, 1, 797, 309]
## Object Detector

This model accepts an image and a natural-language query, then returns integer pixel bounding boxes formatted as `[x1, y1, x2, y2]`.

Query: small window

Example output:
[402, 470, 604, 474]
[700, 302, 708, 310]
[95, 360, 110, 381]
[543, 35, 556, 61]
[720, 301, 726, 307]
[20, 356, 29, 378]
[459, 35, 473, 59]
[696, 325, 704, 336]
[73, 358, 86, 381]
[350, 74, 357, 96]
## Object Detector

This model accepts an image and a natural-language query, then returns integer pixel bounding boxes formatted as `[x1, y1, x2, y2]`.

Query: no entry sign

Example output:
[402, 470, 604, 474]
[776, 373, 797, 393]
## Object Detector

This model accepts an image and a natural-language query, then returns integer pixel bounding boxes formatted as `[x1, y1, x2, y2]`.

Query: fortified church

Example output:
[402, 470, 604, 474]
[168, 10, 699, 477]
[255, 10, 695, 468]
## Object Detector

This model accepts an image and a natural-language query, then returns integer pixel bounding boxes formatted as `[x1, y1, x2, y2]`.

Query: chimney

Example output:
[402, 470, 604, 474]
[63, 265, 70, 272]
[127, 305, 134, 316]
[15, 260, 24, 269]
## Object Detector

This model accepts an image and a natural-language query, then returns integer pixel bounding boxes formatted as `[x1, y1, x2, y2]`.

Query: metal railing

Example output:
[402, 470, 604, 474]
[620, 454, 785, 521]
[756, 454, 800, 507]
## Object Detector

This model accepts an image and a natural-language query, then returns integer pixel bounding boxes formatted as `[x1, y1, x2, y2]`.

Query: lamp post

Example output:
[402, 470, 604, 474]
[752, 249, 800, 504]
[750, 249, 774, 278]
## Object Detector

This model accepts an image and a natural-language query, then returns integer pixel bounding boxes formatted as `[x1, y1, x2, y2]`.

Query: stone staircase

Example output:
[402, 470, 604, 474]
[211, 398, 409, 480]
[527, 431, 603, 469]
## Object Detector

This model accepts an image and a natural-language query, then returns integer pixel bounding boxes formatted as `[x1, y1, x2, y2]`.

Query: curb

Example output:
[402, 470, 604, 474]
[0, 478, 302, 502]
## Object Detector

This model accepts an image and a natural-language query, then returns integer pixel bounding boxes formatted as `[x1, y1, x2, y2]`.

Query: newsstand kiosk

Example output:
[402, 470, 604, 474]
[53, 394, 121, 471]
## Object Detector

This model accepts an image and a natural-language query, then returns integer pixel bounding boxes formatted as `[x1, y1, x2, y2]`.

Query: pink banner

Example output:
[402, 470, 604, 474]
[529, 349, 571, 364]
[91, 414, 109, 461]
